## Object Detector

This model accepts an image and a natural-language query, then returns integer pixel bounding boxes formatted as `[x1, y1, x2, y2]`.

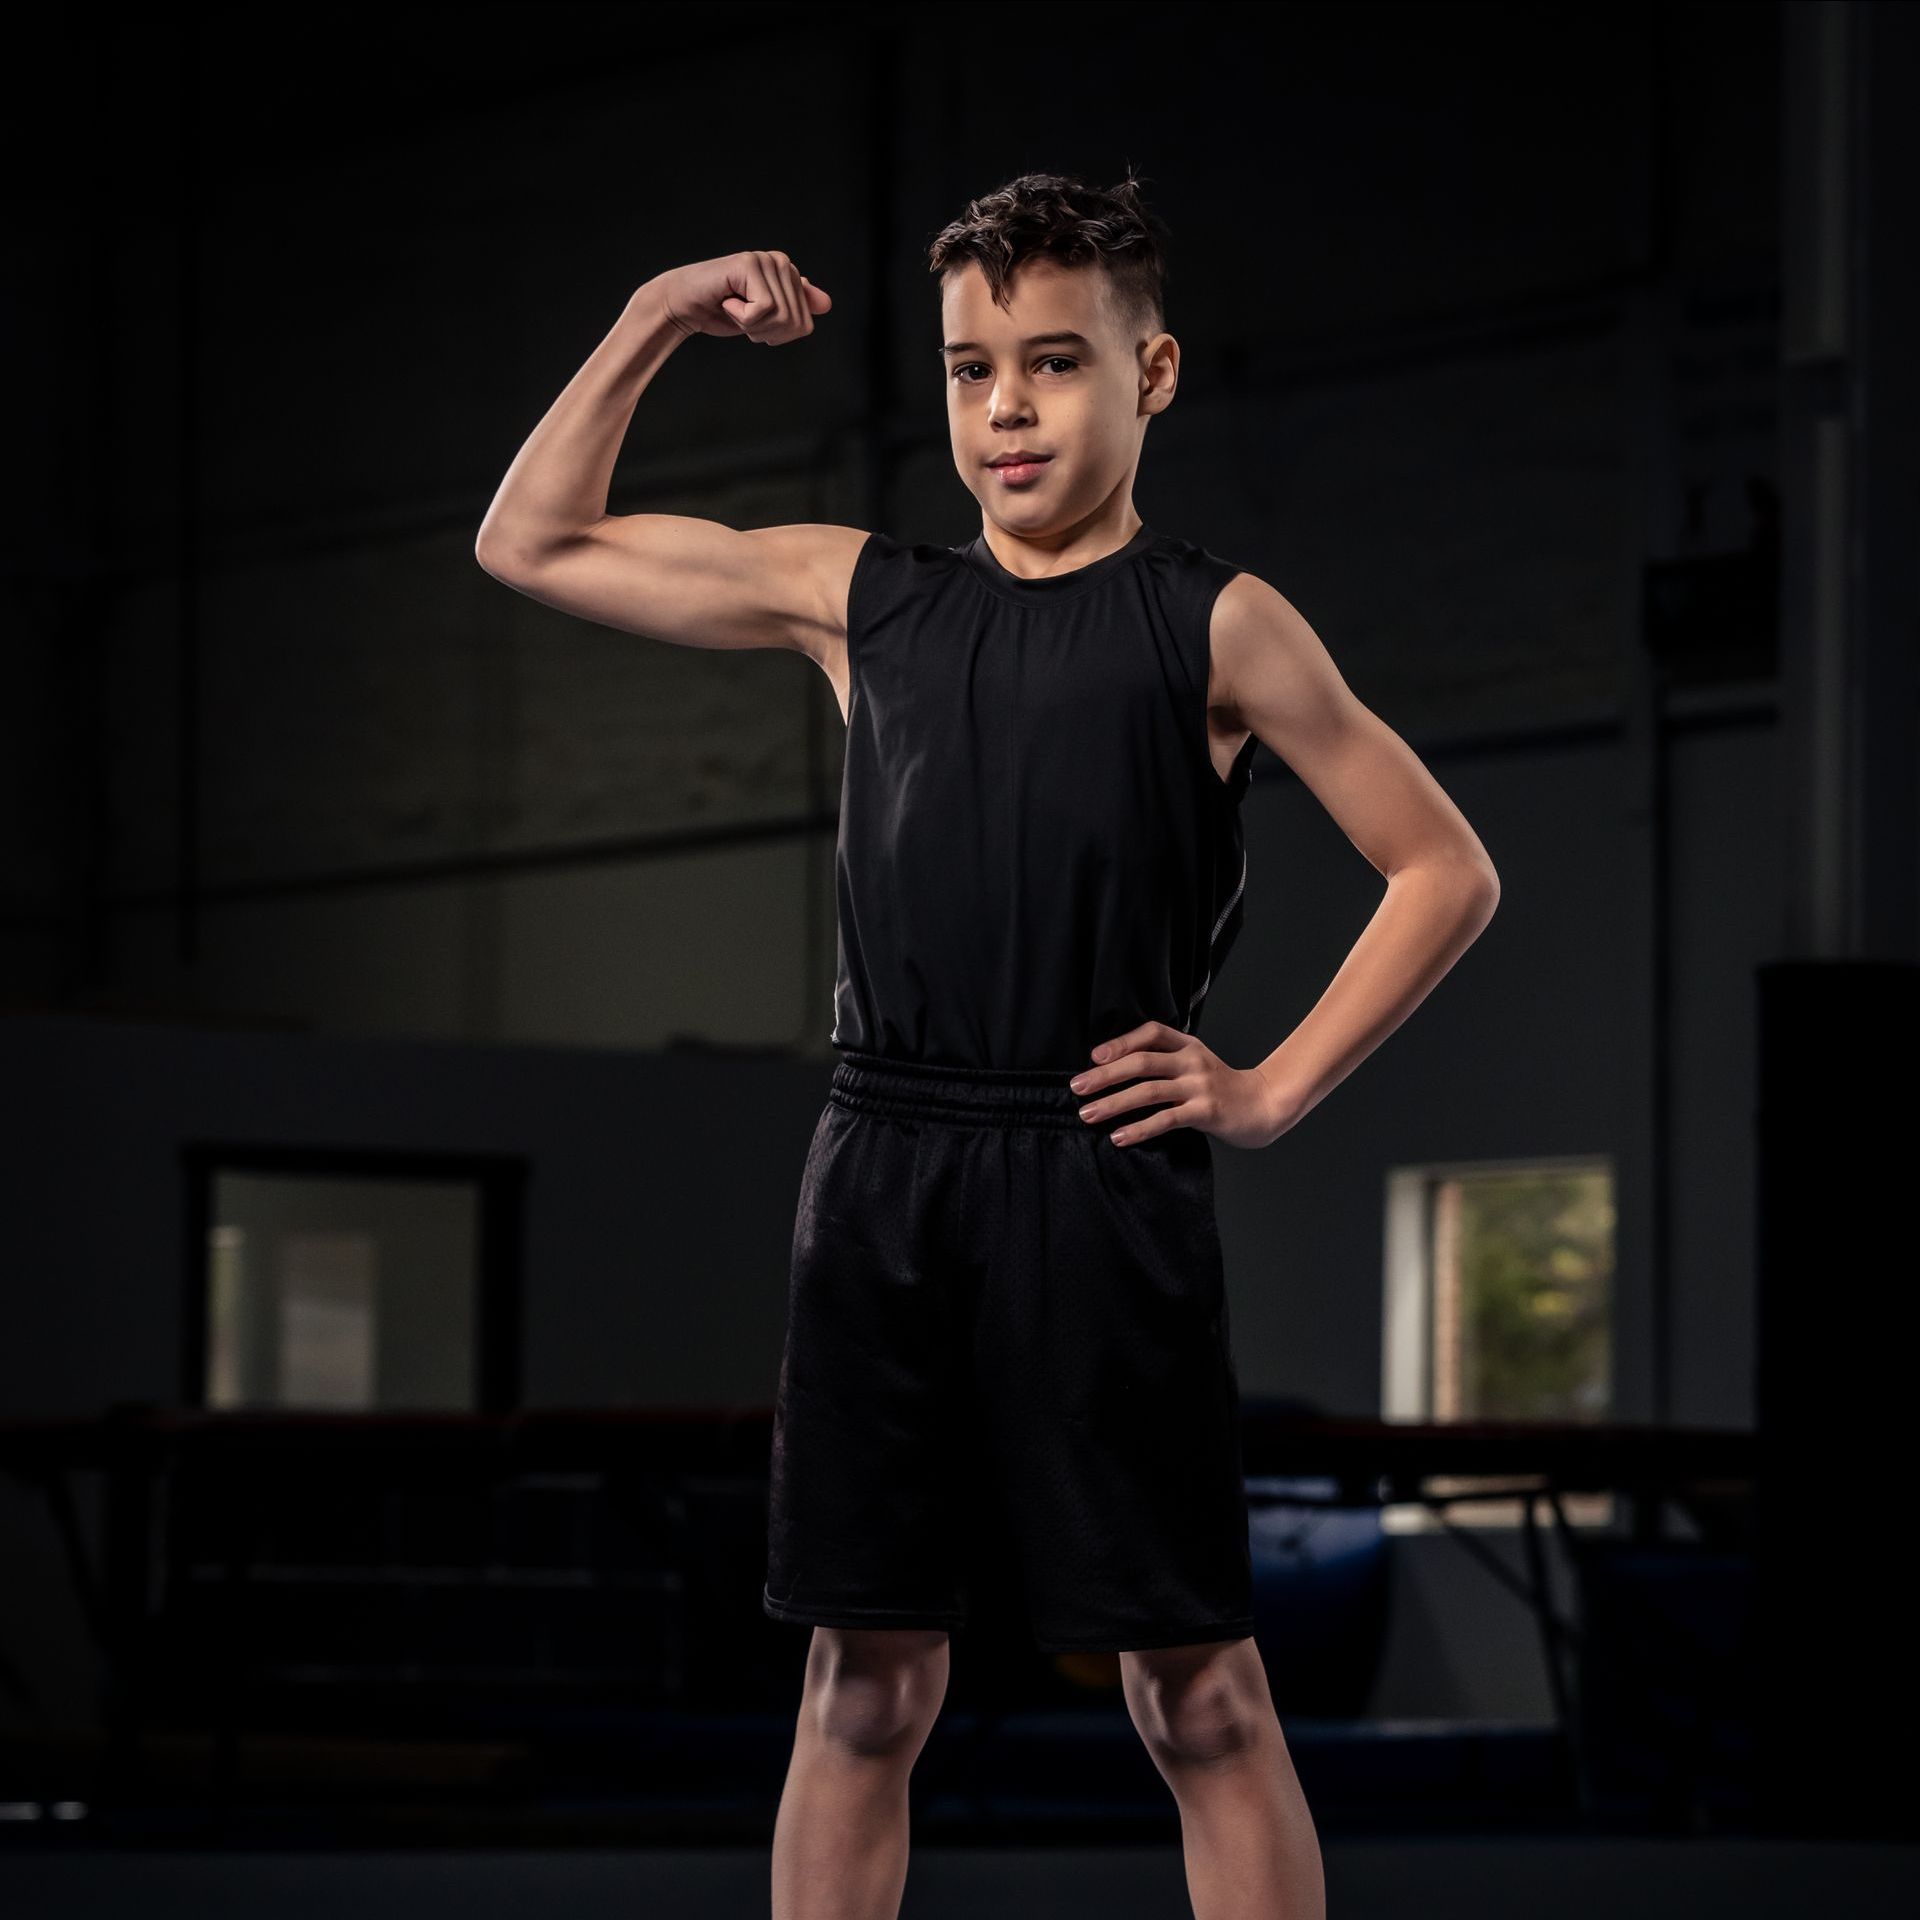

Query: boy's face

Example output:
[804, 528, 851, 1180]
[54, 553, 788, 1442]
[940, 257, 1173, 537]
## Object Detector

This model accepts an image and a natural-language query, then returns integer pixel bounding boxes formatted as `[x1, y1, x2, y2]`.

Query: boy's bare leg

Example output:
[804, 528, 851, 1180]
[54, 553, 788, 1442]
[1122, 1637, 1327, 1919]
[771, 1625, 951, 1920]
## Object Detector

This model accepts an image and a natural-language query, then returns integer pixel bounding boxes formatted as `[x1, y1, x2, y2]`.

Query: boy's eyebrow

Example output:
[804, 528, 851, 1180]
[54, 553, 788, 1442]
[939, 329, 1095, 357]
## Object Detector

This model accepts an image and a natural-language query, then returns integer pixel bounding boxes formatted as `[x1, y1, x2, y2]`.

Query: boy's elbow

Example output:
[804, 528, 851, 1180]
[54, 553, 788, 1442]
[475, 528, 531, 585]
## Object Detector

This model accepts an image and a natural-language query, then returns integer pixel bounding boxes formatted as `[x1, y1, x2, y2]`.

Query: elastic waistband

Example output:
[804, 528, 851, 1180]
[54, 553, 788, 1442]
[829, 1048, 1084, 1130]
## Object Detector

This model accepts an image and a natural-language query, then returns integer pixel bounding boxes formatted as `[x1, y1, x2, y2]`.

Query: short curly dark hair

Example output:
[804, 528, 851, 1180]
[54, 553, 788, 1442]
[926, 167, 1170, 346]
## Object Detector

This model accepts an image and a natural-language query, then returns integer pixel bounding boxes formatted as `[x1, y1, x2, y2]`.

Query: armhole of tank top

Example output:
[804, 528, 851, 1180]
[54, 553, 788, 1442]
[1197, 559, 1253, 800]
[843, 529, 889, 717]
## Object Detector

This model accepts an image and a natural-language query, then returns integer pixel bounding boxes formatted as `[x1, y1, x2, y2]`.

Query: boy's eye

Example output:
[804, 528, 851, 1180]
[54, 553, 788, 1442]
[952, 357, 1078, 383]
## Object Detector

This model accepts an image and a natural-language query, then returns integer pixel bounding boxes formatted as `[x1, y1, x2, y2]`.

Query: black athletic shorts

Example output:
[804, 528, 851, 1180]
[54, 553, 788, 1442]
[762, 1048, 1255, 1655]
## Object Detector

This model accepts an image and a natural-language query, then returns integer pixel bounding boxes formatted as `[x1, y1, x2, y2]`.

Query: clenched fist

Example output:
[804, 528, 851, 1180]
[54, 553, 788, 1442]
[654, 250, 831, 344]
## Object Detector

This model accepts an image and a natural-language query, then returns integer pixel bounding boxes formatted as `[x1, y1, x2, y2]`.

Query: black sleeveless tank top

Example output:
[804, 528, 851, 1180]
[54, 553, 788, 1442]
[827, 520, 1257, 1070]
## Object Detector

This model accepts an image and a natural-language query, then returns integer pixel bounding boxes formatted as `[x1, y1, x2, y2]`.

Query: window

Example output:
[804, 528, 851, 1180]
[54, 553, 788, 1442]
[1383, 1156, 1615, 1529]
[186, 1146, 527, 1414]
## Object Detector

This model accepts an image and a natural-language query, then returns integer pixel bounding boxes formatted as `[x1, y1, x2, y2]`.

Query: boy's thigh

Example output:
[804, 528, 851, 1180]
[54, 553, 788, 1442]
[971, 1124, 1254, 1654]
[764, 1103, 972, 1633]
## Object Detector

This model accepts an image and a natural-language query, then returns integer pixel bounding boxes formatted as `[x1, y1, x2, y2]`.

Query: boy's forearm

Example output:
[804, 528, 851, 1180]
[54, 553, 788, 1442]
[1254, 856, 1499, 1132]
[475, 278, 690, 567]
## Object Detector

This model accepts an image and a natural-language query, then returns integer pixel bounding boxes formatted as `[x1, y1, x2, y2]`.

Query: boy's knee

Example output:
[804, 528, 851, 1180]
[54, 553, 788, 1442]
[1122, 1646, 1268, 1770]
[803, 1627, 949, 1759]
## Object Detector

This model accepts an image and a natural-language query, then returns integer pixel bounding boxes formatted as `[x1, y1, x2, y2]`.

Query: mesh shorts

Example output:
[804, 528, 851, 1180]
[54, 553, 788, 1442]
[762, 1048, 1255, 1654]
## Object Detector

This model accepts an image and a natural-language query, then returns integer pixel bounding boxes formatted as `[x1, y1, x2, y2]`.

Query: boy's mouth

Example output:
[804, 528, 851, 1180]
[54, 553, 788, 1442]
[987, 452, 1053, 485]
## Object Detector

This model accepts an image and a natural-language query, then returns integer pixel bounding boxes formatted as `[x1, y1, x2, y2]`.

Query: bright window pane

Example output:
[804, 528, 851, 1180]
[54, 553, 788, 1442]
[205, 1171, 482, 1412]
[1431, 1166, 1614, 1422]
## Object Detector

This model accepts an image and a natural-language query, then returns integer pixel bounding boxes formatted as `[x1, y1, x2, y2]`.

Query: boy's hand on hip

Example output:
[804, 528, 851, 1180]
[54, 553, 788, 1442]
[653, 250, 831, 343]
[1069, 1021, 1293, 1150]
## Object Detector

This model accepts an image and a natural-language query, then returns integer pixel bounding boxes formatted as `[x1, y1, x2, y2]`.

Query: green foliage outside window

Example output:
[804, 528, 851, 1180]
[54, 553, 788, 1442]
[1437, 1167, 1613, 1422]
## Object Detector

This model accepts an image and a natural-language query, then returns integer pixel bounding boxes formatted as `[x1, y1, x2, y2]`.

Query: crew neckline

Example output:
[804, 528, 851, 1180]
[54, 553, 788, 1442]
[960, 522, 1159, 602]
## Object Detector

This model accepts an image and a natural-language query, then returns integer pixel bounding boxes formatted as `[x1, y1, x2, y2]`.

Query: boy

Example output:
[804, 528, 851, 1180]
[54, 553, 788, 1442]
[478, 170, 1498, 1919]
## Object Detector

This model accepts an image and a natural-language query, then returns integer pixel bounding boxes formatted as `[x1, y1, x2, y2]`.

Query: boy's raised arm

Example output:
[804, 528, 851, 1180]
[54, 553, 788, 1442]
[474, 253, 862, 658]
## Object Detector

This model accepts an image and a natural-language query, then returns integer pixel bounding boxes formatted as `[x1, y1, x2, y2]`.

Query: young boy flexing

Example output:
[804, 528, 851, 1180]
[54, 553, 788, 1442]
[478, 171, 1499, 1920]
